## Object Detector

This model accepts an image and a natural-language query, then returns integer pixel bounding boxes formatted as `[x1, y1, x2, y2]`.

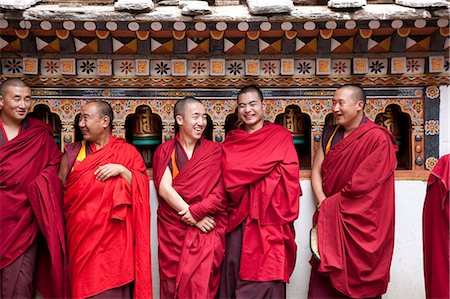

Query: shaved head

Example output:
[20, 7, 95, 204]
[336, 84, 366, 107]
[174, 97, 203, 118]
[1, 79, 29, 97]
[86, 100, 114, 129]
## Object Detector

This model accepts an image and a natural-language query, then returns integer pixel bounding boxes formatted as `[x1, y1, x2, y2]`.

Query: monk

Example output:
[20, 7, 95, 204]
[309, 84, 398, 299]
[218, 85, 301, 298]
[422, 154, 449, 299]
[0, 78, 66, 298]
[59, 101, 152, 298]
[153, 97, 227, 299]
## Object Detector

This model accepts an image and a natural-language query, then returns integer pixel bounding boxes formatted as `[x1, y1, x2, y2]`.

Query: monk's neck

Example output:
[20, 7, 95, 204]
[178, 134, 197, 159]
[244, 121, 264, 134]
[343, 115, 364, 138]
[91, 133, 111, 150]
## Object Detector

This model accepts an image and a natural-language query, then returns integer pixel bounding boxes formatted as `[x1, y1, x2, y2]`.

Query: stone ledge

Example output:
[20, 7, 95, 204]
[0, 0, 41, 10]
[6, 3, 443, 21]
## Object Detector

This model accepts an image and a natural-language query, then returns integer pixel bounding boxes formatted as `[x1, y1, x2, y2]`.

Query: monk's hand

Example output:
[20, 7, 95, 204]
[94, 164, 126, 181]
[195, 216, 216, 233]
[317, 196, 327, 209]
[179, 208, 197, 225]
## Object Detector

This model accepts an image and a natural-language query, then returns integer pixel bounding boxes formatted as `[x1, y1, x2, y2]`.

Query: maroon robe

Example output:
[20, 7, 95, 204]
[153, 136, 227, 299]
[312, 119, 397, 298]
[0, 117, 66, 298]
[221, 122, 301, 282]
[423, 154, 449, 299]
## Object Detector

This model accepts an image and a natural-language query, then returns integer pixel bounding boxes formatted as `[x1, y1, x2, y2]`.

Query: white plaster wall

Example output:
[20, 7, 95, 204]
[440, 85, 450, 157]
[150, 180, 428, 299]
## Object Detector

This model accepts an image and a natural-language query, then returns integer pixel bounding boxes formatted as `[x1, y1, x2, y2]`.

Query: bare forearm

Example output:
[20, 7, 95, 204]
[159, 166, 189, 213]
[159, 185, 189, 212]
[311, 145, 327, 206]
[119, 166, 132, 185]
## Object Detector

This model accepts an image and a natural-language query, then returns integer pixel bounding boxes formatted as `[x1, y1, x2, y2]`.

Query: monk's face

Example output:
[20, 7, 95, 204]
[176, 102, 207, 141]
[0, 85, 32, 124]
[78, 102, 110, 142]
[331, 88, 363, 129]
[237, 91, 266, 131]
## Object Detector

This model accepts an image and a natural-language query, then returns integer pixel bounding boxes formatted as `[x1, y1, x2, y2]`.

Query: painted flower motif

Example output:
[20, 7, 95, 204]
[114, 102, 122, 112]
[62, 103, 73, 115]
[333, 61, 347, 74]
[120, 61, 134, 75]
[262, 61, 277, 75]
[425, 157, 438, 171]
[155, 100, 163, 108]
[204, 101, 213, 110]
[426, 86, 439, 99]
[297, 61, 312, 74]
[162, 103, 172, 115]
[312, 101, 322, 113]
[369, 60, 385, 74]
[227, 61, 243, 76]
[124, 101, 132, 109]
[192, 62, 207, 75]
[444, 60, 449, 72]
[425, 120, 439, 135]
[80, 60, 96, 74]
[406, 59, 420, 72]
[44, 60, 59, 74]
[154, 62, 170, 75]
[214, 102, 222, 113]
[4, 58, 22, 74]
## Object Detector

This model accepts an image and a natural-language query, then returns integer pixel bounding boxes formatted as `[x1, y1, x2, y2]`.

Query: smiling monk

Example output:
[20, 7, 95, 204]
[59, 101, 152, 299]
[153, 97, 227, 299]
[309, 85, 398, 299]
[218, 85, 301, 299]
[0, 79, 66, 299]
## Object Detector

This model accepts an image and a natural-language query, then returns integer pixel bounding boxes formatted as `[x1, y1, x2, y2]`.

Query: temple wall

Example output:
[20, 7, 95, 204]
[149, 180, 428, 299]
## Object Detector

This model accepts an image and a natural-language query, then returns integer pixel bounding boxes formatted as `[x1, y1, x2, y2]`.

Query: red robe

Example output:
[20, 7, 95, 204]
[0, 118, 66, 298]
[221, 122, 301, 282]
[153, 137, 227, 299]
[423, 154, 449, 299]
[64, 137, 152, 298]
[316, 120, 397, 298]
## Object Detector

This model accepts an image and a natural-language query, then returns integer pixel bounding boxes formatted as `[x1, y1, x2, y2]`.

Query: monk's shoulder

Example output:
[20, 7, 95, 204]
[269, 123, 291, 137]
[201, 138, 221, 151]
[364, 124, 395, 145]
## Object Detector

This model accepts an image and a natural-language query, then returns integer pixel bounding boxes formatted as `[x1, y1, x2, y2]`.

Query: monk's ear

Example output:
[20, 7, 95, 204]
[175, 114, 183, 126]
[356, 100, 364, 112]
[102, 115, 110, 129]
[0, 95, 3, 110]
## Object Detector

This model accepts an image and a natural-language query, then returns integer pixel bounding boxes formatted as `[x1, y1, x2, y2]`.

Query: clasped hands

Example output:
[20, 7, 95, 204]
[94, 163, 126, 181]
[179, 208, 216, 234]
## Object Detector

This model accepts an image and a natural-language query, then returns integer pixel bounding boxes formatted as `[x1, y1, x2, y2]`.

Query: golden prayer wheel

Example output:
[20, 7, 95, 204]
[376, 106, 402, 142]
[132, 106, 161, 138]
[278, 106, 305, 145]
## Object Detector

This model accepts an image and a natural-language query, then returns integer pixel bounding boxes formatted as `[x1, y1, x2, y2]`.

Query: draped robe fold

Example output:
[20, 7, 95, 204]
[314, 120, 397, 298]
[153, 136, 227, 299]
[64, 137, 152, 298]
[221, 122, 301, 282]
[423, 154, 449, 299]
[0, 118, 66, 298]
